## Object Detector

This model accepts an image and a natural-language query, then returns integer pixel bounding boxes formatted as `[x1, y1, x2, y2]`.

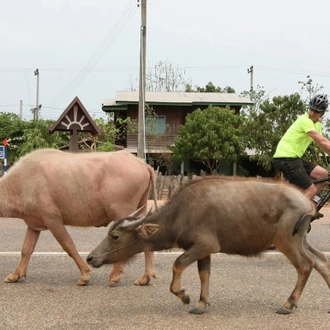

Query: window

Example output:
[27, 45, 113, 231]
[146, 115, 166, 135]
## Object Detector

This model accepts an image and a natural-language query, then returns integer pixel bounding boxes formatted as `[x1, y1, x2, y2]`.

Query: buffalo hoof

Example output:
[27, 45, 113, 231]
[3, 273, 23, 283]
[276, 307, 292, 315]
[182, 294, 190, 305]
[134, 273, 155, 286]
[109, 274, 122, 287]
[77, 278, 90, 286]
[77, 270, 90, 286]
[189, 307, 205, 314]
[109, 278, 120, 287]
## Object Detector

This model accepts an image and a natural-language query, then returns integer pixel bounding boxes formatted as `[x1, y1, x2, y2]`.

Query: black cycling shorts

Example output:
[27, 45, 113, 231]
[272, 158, 316, 190]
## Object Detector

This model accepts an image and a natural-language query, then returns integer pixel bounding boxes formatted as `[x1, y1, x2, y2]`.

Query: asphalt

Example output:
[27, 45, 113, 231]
[1, 209, 330, 330]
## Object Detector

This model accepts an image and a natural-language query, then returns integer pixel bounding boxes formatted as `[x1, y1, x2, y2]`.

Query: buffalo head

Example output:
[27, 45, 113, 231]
[86, 207, 159, 268]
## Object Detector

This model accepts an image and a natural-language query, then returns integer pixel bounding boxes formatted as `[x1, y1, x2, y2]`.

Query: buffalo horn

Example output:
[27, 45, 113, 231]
[108, 205, 147, 233]
[120, 207, 153, 230]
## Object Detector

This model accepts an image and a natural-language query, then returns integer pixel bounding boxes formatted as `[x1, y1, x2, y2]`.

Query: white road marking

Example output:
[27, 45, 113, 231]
[1, 251, 330, 256]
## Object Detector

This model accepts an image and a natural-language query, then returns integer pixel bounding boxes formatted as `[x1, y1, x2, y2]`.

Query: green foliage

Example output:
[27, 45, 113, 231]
[298, 75, 324, 103]
[0, 112, 27, 162]
[241, 78, 330, 173]
[78, 116, 137, 152]
[297, 76, 330, 170]
[92, 117, 116, 151]
[0, 111, 137, 161]
[0, 114, 69, 162]
[186, 81, 235, 93]
[240, 85, 266, 116]
[171, 106, 246, 174]
[242, 93, 306, 171]
[0, 112, 25, 139]
[17, 120, 69, 158]
[2, 74, 329, 176]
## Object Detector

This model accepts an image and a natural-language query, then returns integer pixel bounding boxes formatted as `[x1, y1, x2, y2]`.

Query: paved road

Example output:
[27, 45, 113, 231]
[1, 210, 330, 330]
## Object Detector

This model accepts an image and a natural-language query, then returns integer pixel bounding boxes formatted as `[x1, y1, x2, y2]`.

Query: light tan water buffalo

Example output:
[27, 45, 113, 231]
[0, 148, 158, 286]
[87, 176, 330, 314]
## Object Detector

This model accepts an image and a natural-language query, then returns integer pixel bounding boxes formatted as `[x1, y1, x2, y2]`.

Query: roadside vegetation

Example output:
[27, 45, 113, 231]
[1, 62, 329, 175]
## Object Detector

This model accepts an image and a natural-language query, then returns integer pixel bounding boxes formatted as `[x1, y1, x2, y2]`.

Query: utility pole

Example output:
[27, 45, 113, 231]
[19, 100, 23, 119]
[34, 69, 41, 119]
[137, 0, 147, 161]
[247, 65, 253, 92]
[247, 66, 254, 115]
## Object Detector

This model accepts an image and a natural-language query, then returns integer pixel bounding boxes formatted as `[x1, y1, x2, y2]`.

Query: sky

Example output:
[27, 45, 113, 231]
[2, 0, 330, 121]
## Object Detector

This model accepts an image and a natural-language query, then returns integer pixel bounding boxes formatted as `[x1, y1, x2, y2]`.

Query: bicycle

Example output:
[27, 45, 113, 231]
[308, 175, 330, 232]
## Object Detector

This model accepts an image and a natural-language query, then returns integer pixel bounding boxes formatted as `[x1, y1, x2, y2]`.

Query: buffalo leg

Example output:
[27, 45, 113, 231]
[276, 241, 314, 314]
[189, 255, 211, 314]
[108, 252, 156, 286]
[4, 227, 40, 283]
[109, 261, 125, 286]
[170, 243, 218, 313]
[134, 251, 156, 286]
[170, 254, 191, 305]
[46, 220, 91, 286]
[304, 240, 330, 287]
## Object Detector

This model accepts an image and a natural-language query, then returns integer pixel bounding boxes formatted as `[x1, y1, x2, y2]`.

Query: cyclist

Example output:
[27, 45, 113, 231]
[272, 94, 330, 217]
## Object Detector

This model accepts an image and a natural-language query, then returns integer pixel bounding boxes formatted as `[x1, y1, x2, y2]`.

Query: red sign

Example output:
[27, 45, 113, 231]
[3, 137, 8, 146]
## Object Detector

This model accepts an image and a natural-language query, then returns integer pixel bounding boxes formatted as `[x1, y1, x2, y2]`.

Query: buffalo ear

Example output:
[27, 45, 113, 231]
[138, 224, 160, 239]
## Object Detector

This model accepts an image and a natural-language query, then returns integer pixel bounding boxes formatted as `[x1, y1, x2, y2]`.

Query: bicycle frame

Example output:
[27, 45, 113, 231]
[313, 176, 330, 212]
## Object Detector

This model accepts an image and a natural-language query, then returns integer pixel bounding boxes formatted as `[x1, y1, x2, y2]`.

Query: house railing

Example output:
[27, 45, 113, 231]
[127, 134, 176, 150]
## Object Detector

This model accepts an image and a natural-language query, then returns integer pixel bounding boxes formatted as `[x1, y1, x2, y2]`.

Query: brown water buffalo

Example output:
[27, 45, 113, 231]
[0, 148, 158, 286]
[87, 176, 330, 314]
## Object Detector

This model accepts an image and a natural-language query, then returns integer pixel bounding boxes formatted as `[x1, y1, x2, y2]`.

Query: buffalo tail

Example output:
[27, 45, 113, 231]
[292, 212, 314, 236]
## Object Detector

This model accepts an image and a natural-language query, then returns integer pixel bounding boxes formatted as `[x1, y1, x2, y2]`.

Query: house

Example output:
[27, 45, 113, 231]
[102, 91, 253, 174]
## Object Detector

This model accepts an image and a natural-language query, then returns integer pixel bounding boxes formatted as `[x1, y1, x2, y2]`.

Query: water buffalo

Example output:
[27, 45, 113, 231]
[87, 176, 330, 314]
[0, 148, 158, 286]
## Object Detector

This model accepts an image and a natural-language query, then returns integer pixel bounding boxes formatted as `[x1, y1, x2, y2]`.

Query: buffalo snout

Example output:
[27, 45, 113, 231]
[86, 254, 103, 268]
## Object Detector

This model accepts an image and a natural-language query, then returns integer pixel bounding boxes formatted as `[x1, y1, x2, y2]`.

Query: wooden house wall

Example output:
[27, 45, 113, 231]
[122, 103, 241, 150]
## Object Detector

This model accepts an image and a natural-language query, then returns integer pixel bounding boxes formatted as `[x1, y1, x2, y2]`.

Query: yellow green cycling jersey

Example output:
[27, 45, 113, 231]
[273, 113, 322, 158]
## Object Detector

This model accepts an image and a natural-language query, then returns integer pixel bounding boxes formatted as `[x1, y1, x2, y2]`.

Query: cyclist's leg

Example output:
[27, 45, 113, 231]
[309, 164, 328, 194]
[302, 162, 328, 223]
[303, 183, 317, 200]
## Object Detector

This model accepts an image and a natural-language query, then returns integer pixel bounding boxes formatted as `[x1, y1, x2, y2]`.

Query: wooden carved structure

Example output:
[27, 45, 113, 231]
[49, 96, 101, 152]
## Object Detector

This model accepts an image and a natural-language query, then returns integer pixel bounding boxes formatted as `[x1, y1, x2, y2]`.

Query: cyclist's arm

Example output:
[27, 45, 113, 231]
[308, 129, 330, 154]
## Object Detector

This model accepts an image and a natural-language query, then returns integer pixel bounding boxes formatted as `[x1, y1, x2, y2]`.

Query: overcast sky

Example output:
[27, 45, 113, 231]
[2, 0, 330, 121]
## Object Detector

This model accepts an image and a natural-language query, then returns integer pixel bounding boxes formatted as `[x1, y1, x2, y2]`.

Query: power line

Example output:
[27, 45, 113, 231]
[148, 28, 330, 73]
[46, 0, 137, 109]
[0, 67, 139, 73]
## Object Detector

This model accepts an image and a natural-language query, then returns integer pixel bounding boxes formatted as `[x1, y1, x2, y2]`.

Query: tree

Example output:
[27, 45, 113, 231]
[145, 59, 191, 92]
[81, 117, 117, 152]
[0, 114, 67, 162]
[186, 81, 235, 93]
[0, 112, 28, 163]
[240, 84, 266, 116]
[298, 75, 324, 103]
[297, 76, 330, 170]
[242, 93, 306, 171]
[171, 106, 246, 174]
[80, 116, 140, 152]
[0, 111, 137, 161]
[241, 78, 330, 173]
[17, 120, 69, 158]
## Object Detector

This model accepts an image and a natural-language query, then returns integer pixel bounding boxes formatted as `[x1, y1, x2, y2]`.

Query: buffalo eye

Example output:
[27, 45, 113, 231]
[111, 233, 119, 240]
